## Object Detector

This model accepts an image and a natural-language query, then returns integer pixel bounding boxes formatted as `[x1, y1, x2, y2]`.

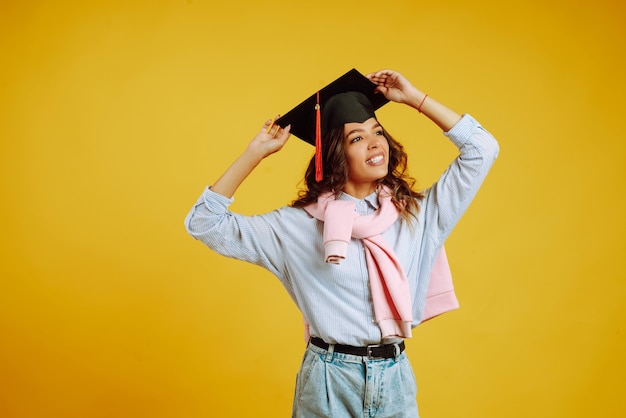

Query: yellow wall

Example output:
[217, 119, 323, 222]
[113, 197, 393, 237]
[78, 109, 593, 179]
[1, 0, 624, 417]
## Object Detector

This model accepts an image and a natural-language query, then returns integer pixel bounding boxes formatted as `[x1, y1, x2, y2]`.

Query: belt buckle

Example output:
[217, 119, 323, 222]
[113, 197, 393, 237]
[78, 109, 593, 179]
[366, 344, 384, 359]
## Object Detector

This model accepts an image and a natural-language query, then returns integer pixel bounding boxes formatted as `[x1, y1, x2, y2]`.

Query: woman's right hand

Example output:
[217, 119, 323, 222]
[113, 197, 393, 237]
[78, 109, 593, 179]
[245, 117, 291, 160]
[209, 117, 291, 198]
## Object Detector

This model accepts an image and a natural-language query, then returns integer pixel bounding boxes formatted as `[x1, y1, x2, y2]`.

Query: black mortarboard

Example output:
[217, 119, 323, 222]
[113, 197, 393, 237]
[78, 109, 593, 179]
[275, 68, 389, 181]
[276, 68, 388, 145]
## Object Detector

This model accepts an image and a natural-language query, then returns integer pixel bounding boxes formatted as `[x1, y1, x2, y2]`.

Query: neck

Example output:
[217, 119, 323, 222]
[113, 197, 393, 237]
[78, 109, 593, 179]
[343, 182, 377, 199]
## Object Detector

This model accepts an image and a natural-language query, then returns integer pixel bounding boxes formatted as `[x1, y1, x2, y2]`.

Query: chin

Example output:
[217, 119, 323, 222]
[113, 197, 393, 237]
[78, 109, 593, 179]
[376, 169, 389, 179]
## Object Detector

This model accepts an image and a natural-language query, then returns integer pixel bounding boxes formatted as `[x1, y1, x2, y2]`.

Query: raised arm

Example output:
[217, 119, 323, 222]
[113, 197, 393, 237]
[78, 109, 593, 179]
[366, 69, 461, 132]
[210, 118, 291, 198]
[369, 69, 499, 245]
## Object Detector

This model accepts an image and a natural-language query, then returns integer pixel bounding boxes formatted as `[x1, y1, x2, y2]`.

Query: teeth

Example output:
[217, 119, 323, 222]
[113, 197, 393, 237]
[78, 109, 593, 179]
[367, 155, 383, 164]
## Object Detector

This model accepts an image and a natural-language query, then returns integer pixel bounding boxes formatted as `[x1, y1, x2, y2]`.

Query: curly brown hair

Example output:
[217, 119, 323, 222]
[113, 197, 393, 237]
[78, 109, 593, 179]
[291, 122, 423, 222]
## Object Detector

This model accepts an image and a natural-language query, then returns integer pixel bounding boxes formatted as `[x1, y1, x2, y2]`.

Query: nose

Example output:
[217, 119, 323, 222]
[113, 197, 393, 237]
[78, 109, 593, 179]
[368, 136, 381, 149]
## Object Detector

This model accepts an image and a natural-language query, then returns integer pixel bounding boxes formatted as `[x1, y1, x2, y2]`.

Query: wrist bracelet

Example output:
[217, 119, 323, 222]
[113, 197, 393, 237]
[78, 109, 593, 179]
[417, 94, 429, 113]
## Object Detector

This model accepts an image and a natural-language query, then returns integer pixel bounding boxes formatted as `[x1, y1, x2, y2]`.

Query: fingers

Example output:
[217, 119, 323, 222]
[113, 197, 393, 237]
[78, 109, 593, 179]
[251, 117, 291, 158]
[265, 124, 291, 156]
[263, 115, 279, 133]
[366, 71, 397, 96]
[366, 69, 395, 85]
[260, 116, 290, 142]
[260, 116, 278, 137]
[276, 124, 291, 145]
[265, 114, 279, 134]
[267, 122, 283, 138]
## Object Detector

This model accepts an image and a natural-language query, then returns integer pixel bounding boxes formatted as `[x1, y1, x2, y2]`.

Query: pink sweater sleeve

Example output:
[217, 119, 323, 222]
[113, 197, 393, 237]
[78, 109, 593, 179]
[422, 246, 459, 321]
[322, 200, 356, 263]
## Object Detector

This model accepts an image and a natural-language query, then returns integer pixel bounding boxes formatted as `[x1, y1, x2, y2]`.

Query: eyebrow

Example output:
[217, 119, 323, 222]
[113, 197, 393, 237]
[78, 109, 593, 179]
[345, 122, 382, 138]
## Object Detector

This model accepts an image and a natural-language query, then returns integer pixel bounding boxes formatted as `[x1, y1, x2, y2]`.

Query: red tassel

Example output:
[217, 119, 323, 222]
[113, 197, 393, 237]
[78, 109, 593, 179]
[315, 91, 323, 182]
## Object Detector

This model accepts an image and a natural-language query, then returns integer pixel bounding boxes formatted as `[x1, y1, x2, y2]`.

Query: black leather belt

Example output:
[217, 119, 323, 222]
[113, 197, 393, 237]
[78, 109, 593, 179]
[310, 337, 405, 359]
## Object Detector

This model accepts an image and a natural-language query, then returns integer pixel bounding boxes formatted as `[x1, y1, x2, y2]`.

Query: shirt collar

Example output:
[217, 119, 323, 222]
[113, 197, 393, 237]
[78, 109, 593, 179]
[339, 189, 380, 210]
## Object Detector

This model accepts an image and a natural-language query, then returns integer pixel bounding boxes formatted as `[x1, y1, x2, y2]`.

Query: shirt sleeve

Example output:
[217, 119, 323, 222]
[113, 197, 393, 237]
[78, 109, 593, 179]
[422, 114, 500, 248]
[184, 187, 288, 278]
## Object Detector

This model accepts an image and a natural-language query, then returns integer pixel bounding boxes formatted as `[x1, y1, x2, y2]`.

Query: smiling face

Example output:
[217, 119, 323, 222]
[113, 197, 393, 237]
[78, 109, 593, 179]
[342, 117, 389, 198]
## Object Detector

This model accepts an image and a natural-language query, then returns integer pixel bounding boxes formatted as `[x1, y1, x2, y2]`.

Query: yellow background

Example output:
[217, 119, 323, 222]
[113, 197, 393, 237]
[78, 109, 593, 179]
[1, 0, 624, 417]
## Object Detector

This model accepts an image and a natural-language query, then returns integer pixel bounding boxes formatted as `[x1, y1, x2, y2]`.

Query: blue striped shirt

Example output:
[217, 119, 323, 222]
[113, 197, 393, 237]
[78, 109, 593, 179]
[185, 114, 499, 346]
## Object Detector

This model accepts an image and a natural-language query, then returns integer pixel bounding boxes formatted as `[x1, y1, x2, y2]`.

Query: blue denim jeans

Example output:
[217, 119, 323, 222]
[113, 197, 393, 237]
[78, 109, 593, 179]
[292, 342, 419, 418]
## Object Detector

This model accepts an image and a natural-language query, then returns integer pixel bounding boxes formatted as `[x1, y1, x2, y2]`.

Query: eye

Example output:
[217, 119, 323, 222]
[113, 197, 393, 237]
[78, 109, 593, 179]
[350, 136, 363, 143]
[375, 130, 384, 136]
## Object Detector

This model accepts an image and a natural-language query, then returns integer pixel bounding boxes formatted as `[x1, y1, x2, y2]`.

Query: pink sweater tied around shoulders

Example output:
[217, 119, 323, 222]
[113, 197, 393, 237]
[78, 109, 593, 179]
[303, 186, 459, 341]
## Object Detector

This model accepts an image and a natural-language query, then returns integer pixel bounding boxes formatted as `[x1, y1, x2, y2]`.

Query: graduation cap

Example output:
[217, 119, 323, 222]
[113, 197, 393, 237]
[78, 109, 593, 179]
[275, 68, 389, 181]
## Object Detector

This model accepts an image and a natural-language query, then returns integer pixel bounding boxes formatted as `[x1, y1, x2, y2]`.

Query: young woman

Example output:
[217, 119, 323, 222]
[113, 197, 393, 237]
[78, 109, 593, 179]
[185, 69, 499, 417]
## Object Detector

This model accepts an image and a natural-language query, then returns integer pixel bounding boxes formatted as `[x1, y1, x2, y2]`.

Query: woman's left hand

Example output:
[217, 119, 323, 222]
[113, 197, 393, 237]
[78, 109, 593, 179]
[366, 70, 421, 105]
